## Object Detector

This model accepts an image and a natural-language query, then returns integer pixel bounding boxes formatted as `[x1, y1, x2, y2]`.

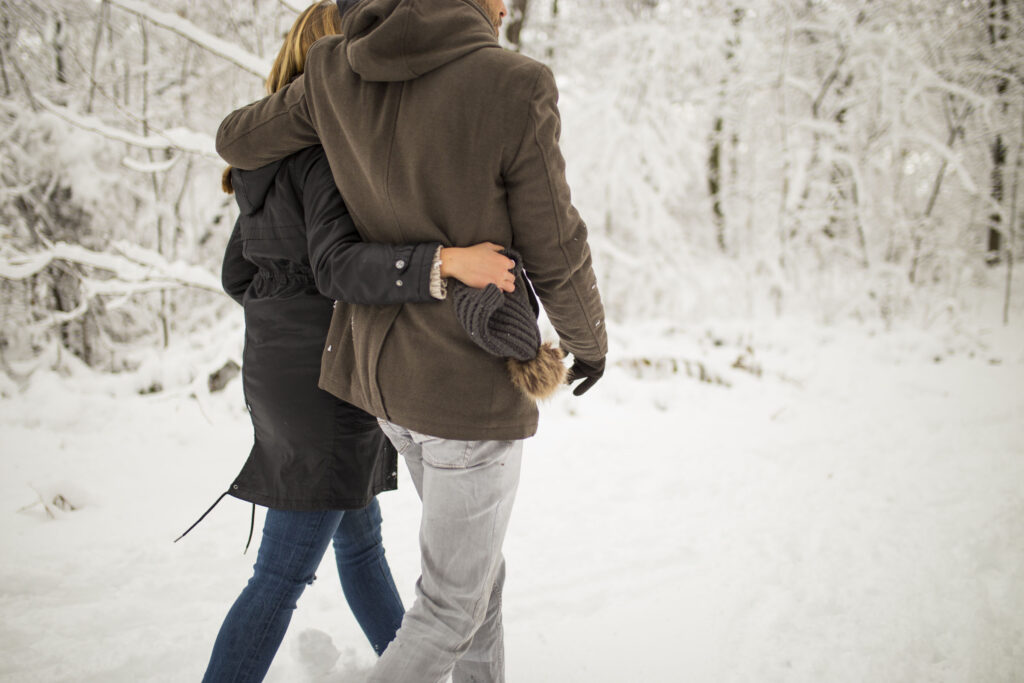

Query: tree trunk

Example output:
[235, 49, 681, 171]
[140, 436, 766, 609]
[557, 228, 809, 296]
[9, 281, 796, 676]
[909, 91, 974, 283]
[53, 14, 67, 85]
[775, 19, 792, 270]
[545, 0, 558, 61]
[987, 0, 1010, 266]
[0, 44, 10, 98]
[707, 8, 744, 255]
[0, 16, 12, 98]
[1005, 106, 1022, 324]
[506, 0, 529, 51]
[708, 115, 726, 251]
[86, 0, 109, 113]
[140, 18, 170, 348]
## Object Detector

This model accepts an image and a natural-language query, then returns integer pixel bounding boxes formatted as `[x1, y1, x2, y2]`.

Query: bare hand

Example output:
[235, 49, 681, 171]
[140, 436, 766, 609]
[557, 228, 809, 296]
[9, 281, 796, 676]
[440, 243, 516, 292]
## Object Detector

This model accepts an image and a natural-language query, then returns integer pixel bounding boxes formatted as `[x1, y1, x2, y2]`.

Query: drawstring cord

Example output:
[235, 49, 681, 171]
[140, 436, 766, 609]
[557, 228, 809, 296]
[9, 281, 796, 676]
[174, 491, 229, 543]
[175, 493, 257, 554]
[244, 503, 255, 554]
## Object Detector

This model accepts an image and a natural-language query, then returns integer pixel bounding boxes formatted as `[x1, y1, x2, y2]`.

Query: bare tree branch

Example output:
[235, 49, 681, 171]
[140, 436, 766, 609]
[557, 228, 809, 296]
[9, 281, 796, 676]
[36, 94, 217, 158]
[0, 240, 223, 294]
[107, 0, 270, 78]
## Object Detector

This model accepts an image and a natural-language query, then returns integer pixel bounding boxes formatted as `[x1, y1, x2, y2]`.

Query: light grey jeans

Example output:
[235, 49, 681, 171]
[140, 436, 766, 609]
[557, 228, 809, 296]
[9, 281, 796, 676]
[372, 420, 524, 683]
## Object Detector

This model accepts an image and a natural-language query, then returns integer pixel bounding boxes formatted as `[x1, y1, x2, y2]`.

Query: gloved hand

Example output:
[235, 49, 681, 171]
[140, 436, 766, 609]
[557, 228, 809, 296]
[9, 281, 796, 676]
[567, 356, 605, 396]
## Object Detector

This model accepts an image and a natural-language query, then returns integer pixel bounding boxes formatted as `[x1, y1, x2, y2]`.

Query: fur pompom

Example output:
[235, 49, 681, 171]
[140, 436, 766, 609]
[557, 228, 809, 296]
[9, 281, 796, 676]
[507, 343, 568, 400]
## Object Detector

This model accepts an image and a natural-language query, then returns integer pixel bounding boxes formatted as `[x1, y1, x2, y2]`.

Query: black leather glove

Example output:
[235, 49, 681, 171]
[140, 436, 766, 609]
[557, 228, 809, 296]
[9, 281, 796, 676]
[567, 356, 605, 396]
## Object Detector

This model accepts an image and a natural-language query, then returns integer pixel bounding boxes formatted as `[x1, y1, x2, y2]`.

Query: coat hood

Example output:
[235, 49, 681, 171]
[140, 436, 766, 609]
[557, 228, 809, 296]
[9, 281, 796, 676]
[231, 161, 284, 215]
[341, 0, 499, 82]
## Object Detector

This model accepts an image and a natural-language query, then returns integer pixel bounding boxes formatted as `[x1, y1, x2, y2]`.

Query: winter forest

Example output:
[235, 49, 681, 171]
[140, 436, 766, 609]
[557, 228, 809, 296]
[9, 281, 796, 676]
[2, 0, 1023, 681]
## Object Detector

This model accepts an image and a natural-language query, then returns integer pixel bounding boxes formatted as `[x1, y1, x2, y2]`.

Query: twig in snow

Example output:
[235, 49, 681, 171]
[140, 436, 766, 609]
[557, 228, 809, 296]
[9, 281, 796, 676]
[17, 485, 55, 519]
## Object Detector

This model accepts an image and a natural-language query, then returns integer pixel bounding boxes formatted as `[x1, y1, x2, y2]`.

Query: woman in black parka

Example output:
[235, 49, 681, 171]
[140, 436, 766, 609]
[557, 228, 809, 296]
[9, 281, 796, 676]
[199, 3, 517, 680]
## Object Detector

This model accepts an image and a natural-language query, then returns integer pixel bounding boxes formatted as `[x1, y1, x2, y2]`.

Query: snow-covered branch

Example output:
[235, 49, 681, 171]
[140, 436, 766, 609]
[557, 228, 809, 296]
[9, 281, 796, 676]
[37, 96, 218, 159]
[121, 154, 181, 173]
[0, 241, 223, 294]
[107, 0, 271, 78]
[903, 130, 980, 195]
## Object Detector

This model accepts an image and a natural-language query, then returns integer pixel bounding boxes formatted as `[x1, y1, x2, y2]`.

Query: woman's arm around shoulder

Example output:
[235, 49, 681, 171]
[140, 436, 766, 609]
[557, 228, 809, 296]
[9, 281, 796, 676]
[301, 150, 439, 305]
[301, 150, 516, 304]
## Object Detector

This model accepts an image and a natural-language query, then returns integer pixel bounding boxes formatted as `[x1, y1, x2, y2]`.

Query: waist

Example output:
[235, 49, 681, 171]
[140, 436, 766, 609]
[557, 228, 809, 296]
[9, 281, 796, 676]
[250, 268, 317, 299]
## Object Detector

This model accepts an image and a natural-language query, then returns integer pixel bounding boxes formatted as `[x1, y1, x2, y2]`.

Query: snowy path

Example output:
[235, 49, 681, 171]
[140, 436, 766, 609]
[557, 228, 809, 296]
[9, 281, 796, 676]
[1, 325, 1022, 682]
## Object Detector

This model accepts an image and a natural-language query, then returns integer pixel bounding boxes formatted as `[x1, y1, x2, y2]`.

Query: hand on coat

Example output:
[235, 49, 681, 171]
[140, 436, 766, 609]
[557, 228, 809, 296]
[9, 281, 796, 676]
[567, 355, 605, 396]
[441, 243, 516, 292]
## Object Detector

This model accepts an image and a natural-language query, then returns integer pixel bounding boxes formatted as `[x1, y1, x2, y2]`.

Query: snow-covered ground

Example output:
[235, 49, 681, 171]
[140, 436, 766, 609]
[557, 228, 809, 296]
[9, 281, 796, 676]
[1, 315, 1022, 682]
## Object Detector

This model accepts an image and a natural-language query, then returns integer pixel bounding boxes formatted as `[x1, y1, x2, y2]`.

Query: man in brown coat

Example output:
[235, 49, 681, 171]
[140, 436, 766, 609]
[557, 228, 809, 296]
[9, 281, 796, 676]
[216, 0, 607, 679]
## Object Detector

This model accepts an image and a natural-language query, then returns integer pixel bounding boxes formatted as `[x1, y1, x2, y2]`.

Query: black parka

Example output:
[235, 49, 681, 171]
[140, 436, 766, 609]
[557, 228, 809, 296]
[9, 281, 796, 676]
[222, 145, 440, 510]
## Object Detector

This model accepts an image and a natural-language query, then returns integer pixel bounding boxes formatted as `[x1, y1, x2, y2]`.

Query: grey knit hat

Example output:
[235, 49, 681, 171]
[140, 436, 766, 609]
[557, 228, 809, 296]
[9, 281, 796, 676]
[451, 250, 567, 399]
[450, 250, 540, 362]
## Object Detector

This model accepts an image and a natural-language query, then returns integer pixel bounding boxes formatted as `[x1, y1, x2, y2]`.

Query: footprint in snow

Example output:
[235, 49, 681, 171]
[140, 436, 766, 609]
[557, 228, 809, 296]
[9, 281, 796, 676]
[292, 628, 371, 682]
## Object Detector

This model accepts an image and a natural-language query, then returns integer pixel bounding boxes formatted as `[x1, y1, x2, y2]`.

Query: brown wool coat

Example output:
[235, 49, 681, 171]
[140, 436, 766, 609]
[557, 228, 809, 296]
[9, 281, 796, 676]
[216, 0, 607, 440]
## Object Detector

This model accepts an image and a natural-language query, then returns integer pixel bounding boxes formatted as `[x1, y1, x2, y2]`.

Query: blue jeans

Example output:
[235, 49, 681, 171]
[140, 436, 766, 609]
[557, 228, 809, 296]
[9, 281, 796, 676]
[202, 498, 405, 682]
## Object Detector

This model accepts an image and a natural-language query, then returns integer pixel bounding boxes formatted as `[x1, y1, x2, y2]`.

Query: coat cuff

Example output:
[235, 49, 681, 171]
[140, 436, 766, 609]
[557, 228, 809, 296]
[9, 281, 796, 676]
[429, 246, 448, 300]
[406, 242, 442, 302]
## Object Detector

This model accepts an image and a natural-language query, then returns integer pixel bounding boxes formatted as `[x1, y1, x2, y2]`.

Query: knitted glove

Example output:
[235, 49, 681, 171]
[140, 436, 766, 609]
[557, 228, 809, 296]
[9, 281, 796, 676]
[567, 356, 605, 396]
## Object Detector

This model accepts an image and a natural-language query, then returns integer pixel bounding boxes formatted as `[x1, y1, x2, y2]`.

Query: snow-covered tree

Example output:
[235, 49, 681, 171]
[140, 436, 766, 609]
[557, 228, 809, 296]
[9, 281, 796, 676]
[1, 0, 1020, 386]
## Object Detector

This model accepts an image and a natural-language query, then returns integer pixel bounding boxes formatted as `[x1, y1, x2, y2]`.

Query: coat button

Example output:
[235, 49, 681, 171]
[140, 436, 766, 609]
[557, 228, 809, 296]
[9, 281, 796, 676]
[395, 279, 403, 287]
[327, 345, 332, 352]
[395, 260, 406, 269]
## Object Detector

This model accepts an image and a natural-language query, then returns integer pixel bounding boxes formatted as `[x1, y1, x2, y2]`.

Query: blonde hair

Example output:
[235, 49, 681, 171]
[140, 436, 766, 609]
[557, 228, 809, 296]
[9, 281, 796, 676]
[224, 1, 342, 194]
[266, 0, 342, 95]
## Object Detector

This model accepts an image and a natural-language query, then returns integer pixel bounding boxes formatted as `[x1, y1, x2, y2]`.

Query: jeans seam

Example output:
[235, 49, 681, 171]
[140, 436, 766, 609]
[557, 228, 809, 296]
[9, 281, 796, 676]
[239, 512, 331, 680]
[231, 581, 287, 682]
[374, 558, 404, 655]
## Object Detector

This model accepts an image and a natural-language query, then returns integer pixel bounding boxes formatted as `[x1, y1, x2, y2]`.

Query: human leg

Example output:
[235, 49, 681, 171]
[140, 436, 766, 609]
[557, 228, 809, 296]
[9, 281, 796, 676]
[202, 508, 342, 683]
[370, 421, 523, 683]
[452, 558, 507, 683]
[331, 497, 405, 656]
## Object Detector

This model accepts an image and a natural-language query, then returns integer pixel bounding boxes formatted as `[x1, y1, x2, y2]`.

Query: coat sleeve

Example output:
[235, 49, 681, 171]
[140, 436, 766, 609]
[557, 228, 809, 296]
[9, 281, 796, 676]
[216, 74, 321, 170]
[221, 219, 255, 306]
[503, 65, 608, 362]
[300, 150, 440, 305]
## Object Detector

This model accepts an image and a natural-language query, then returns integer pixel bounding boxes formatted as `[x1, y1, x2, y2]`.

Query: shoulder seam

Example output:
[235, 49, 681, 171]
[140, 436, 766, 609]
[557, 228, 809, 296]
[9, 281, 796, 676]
[504, 63, 547, 173]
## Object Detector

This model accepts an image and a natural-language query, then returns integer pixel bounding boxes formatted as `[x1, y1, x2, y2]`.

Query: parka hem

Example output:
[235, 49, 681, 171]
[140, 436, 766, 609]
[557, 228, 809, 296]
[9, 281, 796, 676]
[227, 486, 395, 512]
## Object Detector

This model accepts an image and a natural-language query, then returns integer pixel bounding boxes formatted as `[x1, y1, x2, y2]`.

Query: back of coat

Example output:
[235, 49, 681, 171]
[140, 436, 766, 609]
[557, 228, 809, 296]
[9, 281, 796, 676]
[224, 147, 397, 510]
[217, 0, 608, 441]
